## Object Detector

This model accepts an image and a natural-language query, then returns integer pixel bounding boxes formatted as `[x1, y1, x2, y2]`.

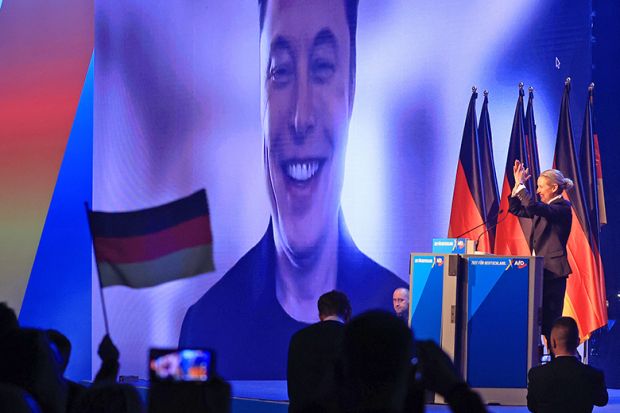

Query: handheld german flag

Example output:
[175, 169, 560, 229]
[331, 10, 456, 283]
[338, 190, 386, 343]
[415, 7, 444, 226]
[87, 189, 214, 289]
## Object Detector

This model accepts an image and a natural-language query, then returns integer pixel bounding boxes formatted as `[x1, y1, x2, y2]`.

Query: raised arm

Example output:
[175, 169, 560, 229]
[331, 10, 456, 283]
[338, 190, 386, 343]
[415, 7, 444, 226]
[508, 160, 534, 218]
[515, 187, 571, 224]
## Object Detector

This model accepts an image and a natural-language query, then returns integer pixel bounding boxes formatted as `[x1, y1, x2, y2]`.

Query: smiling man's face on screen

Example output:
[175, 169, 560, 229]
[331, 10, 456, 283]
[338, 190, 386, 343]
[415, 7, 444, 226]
[260, 0, 353, 261]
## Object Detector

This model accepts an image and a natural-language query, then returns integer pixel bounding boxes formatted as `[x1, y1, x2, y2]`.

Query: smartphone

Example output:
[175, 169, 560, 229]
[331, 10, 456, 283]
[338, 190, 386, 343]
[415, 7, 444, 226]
[149, 348, 214, 382]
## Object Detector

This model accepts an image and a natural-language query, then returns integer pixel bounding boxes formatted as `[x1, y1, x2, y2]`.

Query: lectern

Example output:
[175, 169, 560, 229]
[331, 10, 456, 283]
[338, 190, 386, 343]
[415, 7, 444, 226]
[410, 252, 543, 406]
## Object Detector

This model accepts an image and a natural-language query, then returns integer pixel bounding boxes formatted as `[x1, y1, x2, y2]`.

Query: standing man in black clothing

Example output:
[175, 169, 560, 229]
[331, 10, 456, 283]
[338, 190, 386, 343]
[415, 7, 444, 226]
[527, 317, 608, 413]
[287, 290, 351, 413]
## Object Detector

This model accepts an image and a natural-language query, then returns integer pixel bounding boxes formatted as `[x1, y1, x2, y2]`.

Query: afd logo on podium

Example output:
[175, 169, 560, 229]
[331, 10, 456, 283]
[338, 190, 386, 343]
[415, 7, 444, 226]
[510, 259, 528, 269]
[432, 238, 469, 254]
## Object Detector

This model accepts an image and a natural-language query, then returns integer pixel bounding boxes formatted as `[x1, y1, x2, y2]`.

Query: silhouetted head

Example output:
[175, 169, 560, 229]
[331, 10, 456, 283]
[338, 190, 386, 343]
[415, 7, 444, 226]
[0, 302, 18, 338]
[340, 310, 414, 412]
[46, 330, 71, 373]
[550, 316, 580, 355]
[318, 290, 352, 322]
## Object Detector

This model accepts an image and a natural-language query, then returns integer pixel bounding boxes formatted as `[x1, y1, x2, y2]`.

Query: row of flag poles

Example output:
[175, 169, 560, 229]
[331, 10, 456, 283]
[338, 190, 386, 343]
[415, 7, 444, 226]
[448, 79, 608, 340]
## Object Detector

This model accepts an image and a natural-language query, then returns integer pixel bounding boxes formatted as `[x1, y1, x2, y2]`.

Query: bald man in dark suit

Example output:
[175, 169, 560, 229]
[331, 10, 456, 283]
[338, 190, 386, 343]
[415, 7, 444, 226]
[527, 317, 607, 413]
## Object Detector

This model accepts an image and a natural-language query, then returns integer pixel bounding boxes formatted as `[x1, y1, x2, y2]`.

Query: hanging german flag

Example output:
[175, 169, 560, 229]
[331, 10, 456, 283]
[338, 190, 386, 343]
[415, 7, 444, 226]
[495, 84, 531, 256]
[580, 83, 606, 233]
[477, 90, 500, 252]
[554, 78, 607, 340]
[525, 87, 541, 192]
[448, 88, 492, 252]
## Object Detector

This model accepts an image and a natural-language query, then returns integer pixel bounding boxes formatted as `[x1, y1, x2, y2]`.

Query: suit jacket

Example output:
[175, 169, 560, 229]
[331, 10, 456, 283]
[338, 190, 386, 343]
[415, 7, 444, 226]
[527, 356, 608, 413]
[508, 188, 572, 279]
[287, 320, 344, 413]
[179, 216, 407, 379]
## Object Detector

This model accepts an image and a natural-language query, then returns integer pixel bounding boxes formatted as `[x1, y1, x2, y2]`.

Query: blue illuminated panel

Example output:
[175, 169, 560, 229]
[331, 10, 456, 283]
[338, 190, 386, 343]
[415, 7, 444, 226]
[410, 255, 448, 343]
[466, 257, 529, 388]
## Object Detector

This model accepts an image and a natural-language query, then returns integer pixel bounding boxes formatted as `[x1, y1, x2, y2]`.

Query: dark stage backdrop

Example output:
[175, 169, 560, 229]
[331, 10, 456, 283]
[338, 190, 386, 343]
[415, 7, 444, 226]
[588, 0, 620, 388]
[94, 0, 595, 378]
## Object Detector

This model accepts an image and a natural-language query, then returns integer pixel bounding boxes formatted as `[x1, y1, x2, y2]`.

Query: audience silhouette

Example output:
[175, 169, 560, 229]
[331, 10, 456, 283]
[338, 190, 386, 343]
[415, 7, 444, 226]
[2, 301, 613, 413]
[287, 290, 351, 413]
[338, 310, 487, 413]
[0, 302, 144, 413]
[0, 303, 67, 413]
[527, 316, 608, 413]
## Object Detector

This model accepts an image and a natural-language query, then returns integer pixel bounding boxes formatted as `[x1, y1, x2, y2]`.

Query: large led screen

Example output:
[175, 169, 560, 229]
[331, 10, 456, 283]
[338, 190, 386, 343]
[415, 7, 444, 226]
[94, 0, 591, 379]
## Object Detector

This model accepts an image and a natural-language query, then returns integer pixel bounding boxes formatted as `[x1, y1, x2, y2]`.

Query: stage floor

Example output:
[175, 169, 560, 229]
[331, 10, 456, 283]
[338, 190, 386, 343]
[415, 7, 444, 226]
[229, 381, 620, 413]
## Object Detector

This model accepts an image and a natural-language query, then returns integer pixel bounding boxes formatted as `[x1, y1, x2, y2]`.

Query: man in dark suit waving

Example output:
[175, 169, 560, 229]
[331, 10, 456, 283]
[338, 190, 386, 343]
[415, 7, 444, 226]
[287, 290, 351, 413]
[527, 317, 608, 413]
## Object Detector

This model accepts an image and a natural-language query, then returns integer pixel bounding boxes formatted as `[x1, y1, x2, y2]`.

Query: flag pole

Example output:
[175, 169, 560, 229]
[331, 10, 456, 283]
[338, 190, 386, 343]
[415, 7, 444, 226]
[84, 202, 111, 336]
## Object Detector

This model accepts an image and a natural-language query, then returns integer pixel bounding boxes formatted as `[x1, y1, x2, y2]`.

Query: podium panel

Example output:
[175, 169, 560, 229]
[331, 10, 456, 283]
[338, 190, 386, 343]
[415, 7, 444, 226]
[409, 253, 462, 363]
[410, 252, 543, 406]
[462, 255, 543, 405]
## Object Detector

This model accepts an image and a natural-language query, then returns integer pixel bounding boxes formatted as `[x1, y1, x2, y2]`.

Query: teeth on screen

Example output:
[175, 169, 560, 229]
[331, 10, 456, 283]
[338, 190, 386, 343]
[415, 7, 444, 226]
[287, 161, 319, 181]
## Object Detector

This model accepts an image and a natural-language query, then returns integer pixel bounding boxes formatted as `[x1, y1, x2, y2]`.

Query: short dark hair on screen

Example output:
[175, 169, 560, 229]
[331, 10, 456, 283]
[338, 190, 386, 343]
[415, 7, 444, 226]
[318, 290, 352, 321]
[258, 0, 358, 100]
[552, 316, 580, 351]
